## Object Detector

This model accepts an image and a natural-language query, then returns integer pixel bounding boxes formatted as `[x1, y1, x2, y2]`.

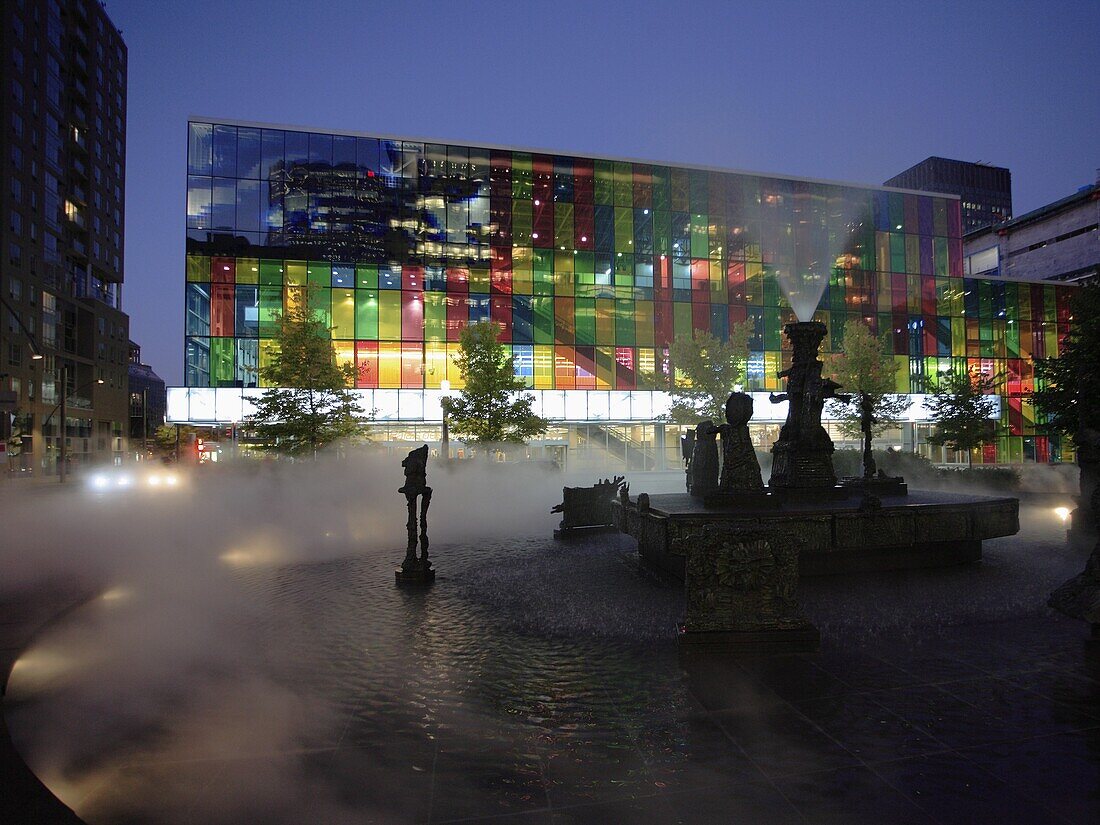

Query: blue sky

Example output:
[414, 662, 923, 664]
[106, 0, 1100, 383]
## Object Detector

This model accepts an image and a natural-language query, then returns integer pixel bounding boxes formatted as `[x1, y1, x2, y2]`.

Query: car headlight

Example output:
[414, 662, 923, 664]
[165, 474, 179, 486]
[116, 475, 132, 487]
[147, 474, 161, 486]
[90, 474, 109, 490]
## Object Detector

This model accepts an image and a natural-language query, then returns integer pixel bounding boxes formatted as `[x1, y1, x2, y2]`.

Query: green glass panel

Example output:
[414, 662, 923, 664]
[356, 264, 378, 289]
[575, 297, 596, 344]
[307, 261, 330, 288]
[594, 160, 614, 205]
[424, 292, 446, 341]
[211, 337, 234, 386]
[378, 291, 401, 339]
[615, 298, 634, 345]
[511, 153, 532, 199]
[356, 290, 378, 339]
[533, 297, 554, 343]
[889, 233, 906, 273]
[614, 207, 633, 252]
[259, 260, 284, 286]
[613, 162, 633, 207]
[258, 286, 282, 336]
[651, 167, 670, 212]
[285, 261, 307, 286]
[673, 302, 692, 339]
[691, 213, 708, 258]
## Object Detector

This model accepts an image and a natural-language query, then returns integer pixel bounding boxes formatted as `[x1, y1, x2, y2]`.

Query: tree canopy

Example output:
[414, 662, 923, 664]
[247, 294, 366, 456]
[1032, 281, 1100, 440]
[827, 321, 909, 440]
[826, 321, 910, 476]
[446, 321, 548, 445]
[926, 369, 999, 465]
[668, 323, 752, 423]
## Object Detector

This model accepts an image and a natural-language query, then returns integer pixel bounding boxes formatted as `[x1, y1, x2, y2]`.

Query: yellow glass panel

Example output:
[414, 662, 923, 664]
[186, 254, 209, 282]
[425, 342, 447, 388]
[285, 286, 305, 315]
[469, 267, 490, 293]
[534, 344, 554, 388]
[285, 260, 307, 286]
[334, 342, 355, 385]
[236, 257, 259, 284]
[595, 298, 615, 345]
[378, 343, 401, 388]
[259, 340, 279, 387]
[447, 344, 465, 389]
[635, 300, 654, 347]
[332, 289, 355, 339]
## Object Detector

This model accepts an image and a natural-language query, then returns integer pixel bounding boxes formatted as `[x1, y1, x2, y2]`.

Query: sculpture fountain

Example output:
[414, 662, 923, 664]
[613, 317, 1021, 653]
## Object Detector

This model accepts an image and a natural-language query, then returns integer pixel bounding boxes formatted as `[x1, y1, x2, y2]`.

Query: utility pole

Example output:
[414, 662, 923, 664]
[142, 387, 148, 458]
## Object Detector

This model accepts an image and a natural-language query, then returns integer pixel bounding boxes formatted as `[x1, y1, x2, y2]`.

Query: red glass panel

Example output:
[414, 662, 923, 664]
[923, 316, 937, 356]
[212, 256, 235, 284]
[401, 291, 424, 340]
[446, 267, 469, 293]
[572, 159, 593, 204]
[921, 275, 936, 316]
[1035, 437, 1050, 463]
[947, 200, 962, 238]
[355, 341, 378, 388]
[402, 265, 424, 291]
[691, 259, 709, 294]
[446, 295, 468, 342]
[211, 283, 234, 336]
[903, 195, 919, 234]
[728, 303, 748, 329]
[491, 246, 512, 294]
[692, 303, 710, 334]
[948, 238, 963, 277]
[654, 255, 672, 297]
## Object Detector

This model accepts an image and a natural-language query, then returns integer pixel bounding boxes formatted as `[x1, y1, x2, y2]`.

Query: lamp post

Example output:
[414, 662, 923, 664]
[42, 371, 104, 483]
[439, 379, 452, 461]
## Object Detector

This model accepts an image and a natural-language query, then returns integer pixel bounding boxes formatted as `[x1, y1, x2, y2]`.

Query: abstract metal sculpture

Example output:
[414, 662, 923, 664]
[395, 444, 435, 584]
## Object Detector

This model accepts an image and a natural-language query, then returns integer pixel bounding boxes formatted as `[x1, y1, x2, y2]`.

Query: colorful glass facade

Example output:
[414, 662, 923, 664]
[184, 121, 1075, 461]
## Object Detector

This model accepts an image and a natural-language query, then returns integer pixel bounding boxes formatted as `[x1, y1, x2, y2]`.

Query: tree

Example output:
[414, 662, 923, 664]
[247, 293, 366, 457]
[668, 323, 752, 424]
[446, 321, 547, 446]
[826, 321, 910, 477]
[926, 369, 999, 466]
[1032, 281, 1100, 441]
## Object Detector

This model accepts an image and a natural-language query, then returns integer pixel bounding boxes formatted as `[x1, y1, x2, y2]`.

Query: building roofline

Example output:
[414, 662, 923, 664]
[965, 183, 1099, 240]
[188, 115, 960, 201]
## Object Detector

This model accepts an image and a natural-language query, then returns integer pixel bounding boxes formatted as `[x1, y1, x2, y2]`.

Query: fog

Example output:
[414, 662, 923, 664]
[1, 453, 570, 824]
[0, 450, 1085, 823]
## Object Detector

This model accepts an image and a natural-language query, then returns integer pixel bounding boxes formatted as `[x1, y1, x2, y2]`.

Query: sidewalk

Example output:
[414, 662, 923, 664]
[1, 579, 96, 824]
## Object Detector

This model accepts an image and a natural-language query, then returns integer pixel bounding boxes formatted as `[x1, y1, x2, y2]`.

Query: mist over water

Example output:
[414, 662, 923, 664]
[1, 453, 1087, 823]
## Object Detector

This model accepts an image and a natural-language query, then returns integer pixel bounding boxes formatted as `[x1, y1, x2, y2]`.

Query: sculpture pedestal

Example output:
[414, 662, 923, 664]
[395, 561, 435, 585]
[839, 476, 908, 497]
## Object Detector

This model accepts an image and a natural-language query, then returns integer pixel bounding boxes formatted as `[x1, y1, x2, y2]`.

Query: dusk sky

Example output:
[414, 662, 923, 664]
[108, 0, 1100, 384]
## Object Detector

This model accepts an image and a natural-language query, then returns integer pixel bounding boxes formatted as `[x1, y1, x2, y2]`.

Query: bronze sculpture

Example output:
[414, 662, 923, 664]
[395, 444, 435, 584]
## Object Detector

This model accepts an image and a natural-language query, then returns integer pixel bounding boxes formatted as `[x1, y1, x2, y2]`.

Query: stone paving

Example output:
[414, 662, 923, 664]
[2, 508, 1098, 824]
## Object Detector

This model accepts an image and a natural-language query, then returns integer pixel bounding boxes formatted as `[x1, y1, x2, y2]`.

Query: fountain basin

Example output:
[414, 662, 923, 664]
[612, 490, 1019, 578]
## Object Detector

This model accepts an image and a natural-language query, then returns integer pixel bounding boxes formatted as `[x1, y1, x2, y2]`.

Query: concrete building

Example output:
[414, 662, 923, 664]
[0, 0, 129, 476]
[963, 182, 1099, 285]
[886, 157, 1012, 234]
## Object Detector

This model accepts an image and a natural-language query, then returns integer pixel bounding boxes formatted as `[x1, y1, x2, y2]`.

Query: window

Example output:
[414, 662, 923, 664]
[10, 211, 21, 235]
[9, 277, 22, 301]
[9, 242, 21, 267]
[11, 111, 22, 138]
[10, 176, 20, 202]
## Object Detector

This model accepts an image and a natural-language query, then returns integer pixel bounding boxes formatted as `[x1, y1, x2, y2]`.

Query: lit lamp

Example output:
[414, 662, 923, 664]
[439, 380, 452, 461]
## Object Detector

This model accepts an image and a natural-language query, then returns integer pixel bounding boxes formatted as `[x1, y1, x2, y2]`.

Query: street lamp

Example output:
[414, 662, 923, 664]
[41, 371, 104, 483]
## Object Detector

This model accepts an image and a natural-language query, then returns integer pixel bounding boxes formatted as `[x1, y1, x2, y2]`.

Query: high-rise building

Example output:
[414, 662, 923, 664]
[885, 157, 1012, 234]
[170, 120, 1075, 466]
[128, 341, 165, 456]
[0, 0, 129, 476]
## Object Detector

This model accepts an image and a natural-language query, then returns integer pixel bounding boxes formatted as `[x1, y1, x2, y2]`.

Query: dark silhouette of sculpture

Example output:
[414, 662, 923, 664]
[551, 476, 626, 537]
[769, 321, 850, 489]
[396, 444, 434, 583]
[717, 392, 765, 493]
[689, 421, 720, 498]
[681, 430, 696, 492]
